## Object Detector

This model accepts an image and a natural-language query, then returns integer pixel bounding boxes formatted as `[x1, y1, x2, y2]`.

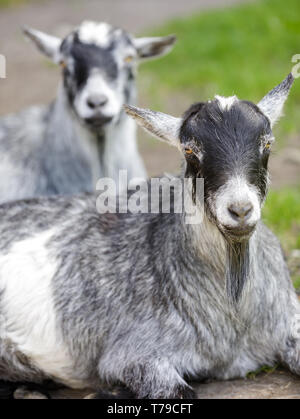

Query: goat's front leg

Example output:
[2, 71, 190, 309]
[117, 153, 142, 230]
[280, 310, 300, 376]
[0, 381, 59, 399]
[120, 360, 195, 399]
[91, 360, 196, 399]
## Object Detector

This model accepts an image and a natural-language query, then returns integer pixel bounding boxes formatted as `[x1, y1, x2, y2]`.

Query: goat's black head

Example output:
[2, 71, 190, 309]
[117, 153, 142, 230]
[23, 22, 176, 130]
[125, 74, 294, 242]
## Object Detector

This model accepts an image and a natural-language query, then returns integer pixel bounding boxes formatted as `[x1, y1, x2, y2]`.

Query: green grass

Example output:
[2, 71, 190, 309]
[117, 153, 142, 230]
[0, 0, 27, 6]
[263, 187, 300, 250]
[141, 0, 300, 138]
[247, 364, 278, 379]
[294, 276, 300, 289]
[263, 187, 300, 286]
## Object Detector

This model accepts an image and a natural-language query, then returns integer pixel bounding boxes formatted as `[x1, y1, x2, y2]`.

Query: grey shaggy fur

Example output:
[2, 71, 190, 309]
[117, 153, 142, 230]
[0, 75, 299, 399]
[0, 193, 298, 398]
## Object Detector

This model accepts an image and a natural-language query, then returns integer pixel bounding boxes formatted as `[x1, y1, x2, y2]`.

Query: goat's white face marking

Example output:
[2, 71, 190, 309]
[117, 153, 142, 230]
[0, 230, 82, 387]
[73, 70, 124, 123]
[215, 95, 238, 111]
[78, 21, 113, 49]
[214, 176, 261, 232]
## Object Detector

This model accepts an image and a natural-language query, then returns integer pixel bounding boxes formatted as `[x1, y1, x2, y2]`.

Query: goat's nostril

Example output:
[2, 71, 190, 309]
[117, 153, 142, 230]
[87, 94, 108, 109]
[228, 203, 253, 221]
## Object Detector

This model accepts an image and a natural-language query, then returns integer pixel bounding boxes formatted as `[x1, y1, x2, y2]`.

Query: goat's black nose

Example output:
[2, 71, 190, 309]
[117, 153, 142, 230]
[87, 94, 108, 109]
[228, 202, 253, 222]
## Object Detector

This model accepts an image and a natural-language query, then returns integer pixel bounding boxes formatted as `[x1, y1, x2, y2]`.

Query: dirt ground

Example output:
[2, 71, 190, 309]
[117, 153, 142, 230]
[0, 0, 299, 400]
[196, 369, 300, 399]
[17, 368, 300, 399]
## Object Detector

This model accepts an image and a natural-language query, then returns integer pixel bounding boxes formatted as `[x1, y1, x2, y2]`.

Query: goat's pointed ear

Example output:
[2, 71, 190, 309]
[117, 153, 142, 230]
[23, 26, 62, 63]
[133, 35, 176, 61]
[124, 105, 182, 149]
[257, 73, 294, 127]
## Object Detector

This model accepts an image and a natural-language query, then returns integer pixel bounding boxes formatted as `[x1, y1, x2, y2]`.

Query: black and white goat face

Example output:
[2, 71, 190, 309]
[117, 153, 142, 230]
[125, 74, 294, 241]
[24, 21, 176, 129]
[179, 98, 271, 239]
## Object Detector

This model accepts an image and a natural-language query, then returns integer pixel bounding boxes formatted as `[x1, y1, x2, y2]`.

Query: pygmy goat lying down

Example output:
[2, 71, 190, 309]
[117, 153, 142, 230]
[0, 21, 176, 203]
[0, 74, 299, 399]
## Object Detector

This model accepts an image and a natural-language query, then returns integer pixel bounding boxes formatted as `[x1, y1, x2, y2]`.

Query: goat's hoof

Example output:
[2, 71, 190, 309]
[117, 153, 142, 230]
[84, 386, 134, 399]
[173, 386, 196, 399]
[84, 393, 97, 399]
[13, 386, 49, 399]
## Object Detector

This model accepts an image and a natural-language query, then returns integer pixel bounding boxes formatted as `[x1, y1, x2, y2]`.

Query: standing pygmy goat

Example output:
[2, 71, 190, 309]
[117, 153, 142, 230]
[0, 74, 299, 399]
[0, 21, 176, 202]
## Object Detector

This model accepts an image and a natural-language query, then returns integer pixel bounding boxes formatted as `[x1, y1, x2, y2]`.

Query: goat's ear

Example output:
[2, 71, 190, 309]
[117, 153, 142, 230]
[258, 73, 294, 127]
[124, 105, 182, 149]
[23, 26, 62, 63]
[133, 35, 176, 61]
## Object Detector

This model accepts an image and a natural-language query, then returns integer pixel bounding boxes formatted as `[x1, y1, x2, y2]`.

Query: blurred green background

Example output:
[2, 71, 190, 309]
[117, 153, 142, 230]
[0, 0, 28, 6]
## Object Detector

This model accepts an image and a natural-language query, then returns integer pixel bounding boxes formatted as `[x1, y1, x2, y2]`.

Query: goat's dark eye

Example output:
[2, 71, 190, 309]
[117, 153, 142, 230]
[184, 148, 193, 155]
[264, 142, 271, 151]
[60, 61, 67, 70]
[261, 135, 274, 153]
[124, 55, 134, 64]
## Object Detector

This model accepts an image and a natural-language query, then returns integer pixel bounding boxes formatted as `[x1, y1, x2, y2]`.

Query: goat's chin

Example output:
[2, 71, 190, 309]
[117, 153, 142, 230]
[83, 115, 114, 130]
[204, 207, 257, 243]
[219, 224, 257, 243]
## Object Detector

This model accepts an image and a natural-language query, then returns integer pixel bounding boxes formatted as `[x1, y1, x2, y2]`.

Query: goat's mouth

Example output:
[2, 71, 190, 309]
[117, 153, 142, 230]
[221, 225, 256, 242]
[84, 115, 114, 129]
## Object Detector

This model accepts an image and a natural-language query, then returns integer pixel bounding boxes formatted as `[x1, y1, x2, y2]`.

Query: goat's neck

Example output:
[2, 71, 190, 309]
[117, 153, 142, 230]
[181, 179, 254, 305]
[46, 85, 140, 186]
[45, 86, 102, 186]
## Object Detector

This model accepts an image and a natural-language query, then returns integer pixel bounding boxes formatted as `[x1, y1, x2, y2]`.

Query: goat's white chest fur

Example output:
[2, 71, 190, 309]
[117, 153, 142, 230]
[0, 231, 82, 388]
